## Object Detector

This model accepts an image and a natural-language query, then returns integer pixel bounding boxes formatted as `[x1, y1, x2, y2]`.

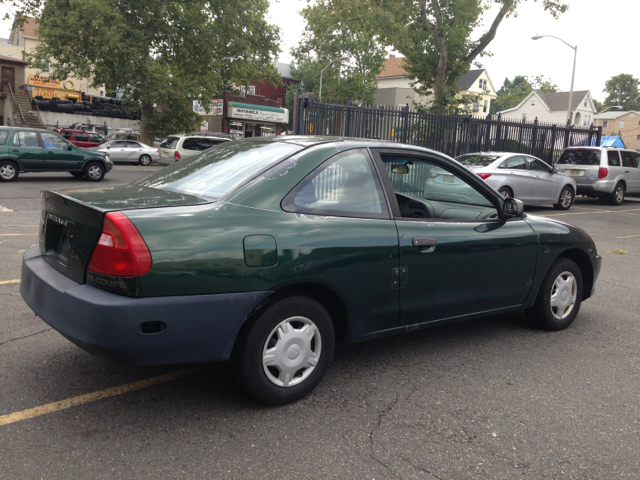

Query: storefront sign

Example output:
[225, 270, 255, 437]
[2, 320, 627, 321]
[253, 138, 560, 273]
[228, 102, 288, 124]
[229, 121, 244, 139]
[33, 86, 59, 99]
[28, 75, 62, 88]
[193, 99, 224, 116]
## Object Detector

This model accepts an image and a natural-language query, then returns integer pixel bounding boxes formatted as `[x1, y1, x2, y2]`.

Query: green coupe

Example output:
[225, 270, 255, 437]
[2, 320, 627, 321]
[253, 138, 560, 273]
[21, 137, 601, 404]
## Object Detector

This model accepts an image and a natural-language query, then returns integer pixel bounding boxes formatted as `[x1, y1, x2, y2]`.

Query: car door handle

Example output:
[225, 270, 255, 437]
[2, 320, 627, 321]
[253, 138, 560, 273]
[413, 237, 437, 247]
[11, 149, 18, 152]
[625, 170, 630, 173]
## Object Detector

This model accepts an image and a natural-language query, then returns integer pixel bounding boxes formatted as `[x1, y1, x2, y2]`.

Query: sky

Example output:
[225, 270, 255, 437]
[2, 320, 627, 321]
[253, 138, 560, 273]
[2, 0, 638, 103]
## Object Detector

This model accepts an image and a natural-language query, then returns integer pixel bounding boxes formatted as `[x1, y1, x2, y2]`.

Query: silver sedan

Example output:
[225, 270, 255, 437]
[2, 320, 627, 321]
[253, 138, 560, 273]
[91, 140, 159, 166]
[455, 152, 577, 210]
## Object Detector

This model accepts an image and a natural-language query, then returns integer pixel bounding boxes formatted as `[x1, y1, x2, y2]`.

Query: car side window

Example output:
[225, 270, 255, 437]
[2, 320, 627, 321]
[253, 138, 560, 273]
[632, 152, 640, 168]
[40, 133, 67, 149]
[621, 151, 637, 168]
[74, 133, 89, 142]
[123, 141, 138, 148]
[499, 156, 527, 170]
[112, 141, 127, 148]
[60, 132, 73, 140]
[527, 158, 551, 172]
[0, 131, 8, 145]
[282, 149, 389, 219]
[89, 134, 104, 143]
[13, 132, 40, 147]
[607, 151, 621, 166]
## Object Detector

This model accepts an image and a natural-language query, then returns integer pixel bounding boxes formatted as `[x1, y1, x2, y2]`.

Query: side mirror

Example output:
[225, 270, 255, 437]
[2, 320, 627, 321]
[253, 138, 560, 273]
[552, 166, 558, 174]
[67, 145, 72, 151]
[503, 197, 524, 218]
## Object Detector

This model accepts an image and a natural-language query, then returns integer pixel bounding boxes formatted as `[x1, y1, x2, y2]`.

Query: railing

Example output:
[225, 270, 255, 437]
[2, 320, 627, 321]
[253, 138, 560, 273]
[294, 93, 603, 165]
[7, 83, 26, 126]
[25, 86, 44, 127]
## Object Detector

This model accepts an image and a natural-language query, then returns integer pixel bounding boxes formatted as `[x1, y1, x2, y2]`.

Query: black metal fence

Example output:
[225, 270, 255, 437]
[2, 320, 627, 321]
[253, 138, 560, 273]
[294, 94, 602, 165]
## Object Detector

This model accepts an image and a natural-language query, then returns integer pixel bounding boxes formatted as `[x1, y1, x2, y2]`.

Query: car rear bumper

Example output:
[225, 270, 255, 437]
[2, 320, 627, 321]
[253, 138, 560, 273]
[20, 248, 270, 365]
[576, 180, 614, 195]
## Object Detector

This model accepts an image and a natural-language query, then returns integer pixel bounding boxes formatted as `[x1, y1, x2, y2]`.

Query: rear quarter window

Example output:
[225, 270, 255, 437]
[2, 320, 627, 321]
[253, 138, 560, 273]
[160, 137, 180, 149]
[557, 149, 601, 166]
[456, 154, 500, 167]
[0, 131, 8, 145]
[60, 132, 73, 140]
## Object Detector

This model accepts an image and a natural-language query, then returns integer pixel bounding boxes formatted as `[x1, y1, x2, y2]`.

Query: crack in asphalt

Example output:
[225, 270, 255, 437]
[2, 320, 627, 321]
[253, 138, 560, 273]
[0, 327, 52, 347]
[368, 389, 401, 479]
[396, 454, 443, 479]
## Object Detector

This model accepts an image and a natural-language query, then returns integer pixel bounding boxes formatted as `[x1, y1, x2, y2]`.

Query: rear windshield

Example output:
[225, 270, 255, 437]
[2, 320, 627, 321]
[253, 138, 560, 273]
[557, 149, 600, 166]
[160, 137, 180, 149]
[456, 154, 500, 167]
[136, 140, 303, 200]
[182, 137, 225, 151]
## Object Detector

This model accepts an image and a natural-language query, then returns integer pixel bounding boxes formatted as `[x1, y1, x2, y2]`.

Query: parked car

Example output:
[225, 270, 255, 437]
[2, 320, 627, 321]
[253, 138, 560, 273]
[91, 140, 159, 166]
[158, 133, 232, 165]
[555, 146, 640, 205]
[20, 137, 601, 404]
[59, 130, 107, 148]
[0, 126, 112, 182]
[455, 152, 577, 210]
[108, 132, 142, 142]
[67, 123, 110, 137]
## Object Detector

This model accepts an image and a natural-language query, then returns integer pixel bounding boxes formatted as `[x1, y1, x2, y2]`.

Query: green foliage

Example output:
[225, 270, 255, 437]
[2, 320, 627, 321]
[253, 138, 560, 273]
[13, 0, 280, 142]
[593, 98, 604, 112]
[603, 74, 640, 111]
[291, 0, 388, 105]
[491, 75, 558, 115]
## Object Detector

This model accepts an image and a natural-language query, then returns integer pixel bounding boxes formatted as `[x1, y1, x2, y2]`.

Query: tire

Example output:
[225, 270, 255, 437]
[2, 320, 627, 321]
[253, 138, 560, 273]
[527, 258, 583, 331]
[83, 161, 105, 182]
[232, 296, 335, 405]
[139, 154, 152, 166]
[605, 182, 625, 206]
[0, 160, 19, 182]
[498, 186, 513, 199]
[70, 172, 83, 178]
[553, 186, 574, 210]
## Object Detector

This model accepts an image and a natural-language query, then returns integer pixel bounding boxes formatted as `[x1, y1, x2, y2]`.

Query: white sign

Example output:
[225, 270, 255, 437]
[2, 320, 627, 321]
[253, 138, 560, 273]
[200, 121, 208, 132]
[193, 99, 224, 116]
[229, 104, 288, 124]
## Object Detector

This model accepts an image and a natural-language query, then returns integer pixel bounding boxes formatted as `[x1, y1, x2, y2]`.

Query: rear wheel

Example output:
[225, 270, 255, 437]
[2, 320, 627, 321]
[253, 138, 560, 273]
[83, 162, 105, 182]
[0, 160, 19, 182]
[232, 296, 335, 405]
[139, 154, 152, 166]
[527, 258, 583, 331]
[553, 186, 574, 210]
[498, 187, 513, 199]
[605, 182, 625, 205]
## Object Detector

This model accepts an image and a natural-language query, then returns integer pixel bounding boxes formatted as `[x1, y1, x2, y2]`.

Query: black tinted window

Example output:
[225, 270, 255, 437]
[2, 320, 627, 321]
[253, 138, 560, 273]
[557, 149, 600, 165]
[621, 151, 636, 168]
[182, 138, 224, 151]
[607, 151, 620, 167]
[456, 154, 500, 166]
[0, 131, 8, 145]
[160, 137, 179, 149]
[60, 132, 73, 140]
[74, 133, 88, 142]
[527, 158, 550, 172]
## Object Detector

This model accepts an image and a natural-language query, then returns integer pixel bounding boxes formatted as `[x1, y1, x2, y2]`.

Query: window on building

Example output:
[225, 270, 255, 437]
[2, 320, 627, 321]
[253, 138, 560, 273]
[479, 79, 487, 90]
[584, 115, 591, 126]
[637, 135, 640, 140]
[619, 121, 625, 129]
[42, 60, 50, 72]
[483, 100, 488, 113]
[584, 100, 587, 107]
[531, 100, 536, 106]
[472, 102, 479, 111]
[522, 113, 527, 121]
[603, 120, 608, 128]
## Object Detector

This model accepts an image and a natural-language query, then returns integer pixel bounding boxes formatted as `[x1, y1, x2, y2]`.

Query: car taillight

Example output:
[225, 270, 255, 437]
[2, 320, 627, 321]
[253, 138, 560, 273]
[174, 151, 181, 160]
[477, 173, 492, 180]
[598, 167, 608, 179]
[156, 148, 159, 153]
[428, 172, 438, 178]
[87, 212, 152, 277]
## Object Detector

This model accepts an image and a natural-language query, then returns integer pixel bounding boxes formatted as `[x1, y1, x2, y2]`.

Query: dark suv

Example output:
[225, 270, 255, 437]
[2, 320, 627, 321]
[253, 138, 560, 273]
[0, 127, 113, 182]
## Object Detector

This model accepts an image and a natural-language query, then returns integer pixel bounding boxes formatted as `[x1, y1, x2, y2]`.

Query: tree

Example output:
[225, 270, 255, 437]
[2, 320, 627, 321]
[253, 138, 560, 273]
[299, 0, 568, 113]
[491, 74, 558, 115]
[7, 0, 280, 144]
[290, 0, 388, 105]
[603, 74, 640, 111]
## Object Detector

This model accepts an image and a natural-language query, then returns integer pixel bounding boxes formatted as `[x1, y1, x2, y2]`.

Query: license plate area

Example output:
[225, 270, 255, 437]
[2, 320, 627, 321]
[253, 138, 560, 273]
[569, 169, 584, 176]
[45, 213, 72, 268]
[442, 175, 454, 183]
[162, 151, 168, 156]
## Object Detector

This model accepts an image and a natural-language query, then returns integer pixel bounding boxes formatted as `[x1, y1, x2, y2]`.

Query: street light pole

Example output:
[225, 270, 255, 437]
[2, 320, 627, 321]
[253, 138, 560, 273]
[532, 35, 577, 125]
[318, 56, 350, 103]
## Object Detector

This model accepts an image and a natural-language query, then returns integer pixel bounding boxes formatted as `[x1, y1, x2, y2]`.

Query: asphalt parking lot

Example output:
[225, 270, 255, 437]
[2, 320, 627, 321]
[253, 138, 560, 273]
[1, 167, 639, 479]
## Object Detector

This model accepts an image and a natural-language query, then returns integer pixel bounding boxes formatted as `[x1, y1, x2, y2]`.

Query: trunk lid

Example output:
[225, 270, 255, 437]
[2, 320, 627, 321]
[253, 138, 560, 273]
[40, 185, 208, 284]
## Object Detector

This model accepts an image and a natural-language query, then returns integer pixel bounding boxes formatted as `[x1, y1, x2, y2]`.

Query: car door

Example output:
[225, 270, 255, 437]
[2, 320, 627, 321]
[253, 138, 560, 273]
[106, 141, 129, 162]
[72, 132, 91, 148]
[372, 149, 538, 326]
[40, 131, 84, 170]
[525, 156, 560, 204]
[497, 155, 535, 201]
[280, 148, 400, 339]
[88, 133, 105, 148]
[11, 131, 44, 169]
[607, 150, 625, 185]
[620, 151, 640, 193]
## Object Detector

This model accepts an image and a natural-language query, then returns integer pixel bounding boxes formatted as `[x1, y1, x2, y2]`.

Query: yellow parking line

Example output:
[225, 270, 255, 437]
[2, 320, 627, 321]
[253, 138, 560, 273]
[617, 234, 640, 239]
[0, 367, 204, 427]
[0, 233, 37, 236]
[0, 225, 38, 227]
[0, 279, 20, 285]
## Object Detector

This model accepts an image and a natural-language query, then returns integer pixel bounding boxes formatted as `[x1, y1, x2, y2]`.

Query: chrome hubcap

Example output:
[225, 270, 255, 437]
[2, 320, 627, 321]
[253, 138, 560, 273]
[0, 164, 15, 179]
[615, 187, 624, 203]
[500, 190, 510, 198]
[140, 155, 151, 165]
[561, 189, 572, 207]
[262, 316, 321, 388]
[88, 165, 102, 179]
[550, 271, 577, 320]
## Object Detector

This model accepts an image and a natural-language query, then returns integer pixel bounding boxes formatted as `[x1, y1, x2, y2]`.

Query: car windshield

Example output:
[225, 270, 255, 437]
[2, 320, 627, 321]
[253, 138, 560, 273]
[160, 137, 180, 149]
[136, 139, 303, 200]
[557, 149, 600, 166]
[456, 154, 500, 166]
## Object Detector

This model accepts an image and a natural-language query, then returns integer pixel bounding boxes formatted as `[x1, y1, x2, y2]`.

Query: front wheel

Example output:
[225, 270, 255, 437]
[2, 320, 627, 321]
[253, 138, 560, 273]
[553, 186, 574, 210]
[527, 258, 583, 331]
[83, 162, 105, 182]
[232, 296, 335, 405]
[139, 154, 152, 166]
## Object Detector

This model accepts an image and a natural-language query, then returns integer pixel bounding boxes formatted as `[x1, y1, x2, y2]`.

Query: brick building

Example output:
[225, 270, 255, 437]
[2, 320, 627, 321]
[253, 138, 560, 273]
[594, 110, 640, 151]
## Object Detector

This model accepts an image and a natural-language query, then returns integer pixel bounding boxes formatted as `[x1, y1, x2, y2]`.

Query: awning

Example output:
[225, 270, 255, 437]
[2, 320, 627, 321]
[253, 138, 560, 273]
[228, 101, 289, 124]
